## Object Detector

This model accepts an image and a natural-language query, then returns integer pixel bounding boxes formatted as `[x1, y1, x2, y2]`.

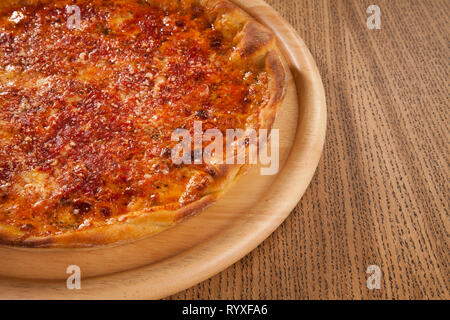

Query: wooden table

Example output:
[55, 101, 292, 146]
[170, 0, 449, 299]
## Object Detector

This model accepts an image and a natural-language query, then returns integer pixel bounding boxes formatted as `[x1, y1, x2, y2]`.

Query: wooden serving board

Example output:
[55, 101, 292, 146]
[0, 0, 326, 299]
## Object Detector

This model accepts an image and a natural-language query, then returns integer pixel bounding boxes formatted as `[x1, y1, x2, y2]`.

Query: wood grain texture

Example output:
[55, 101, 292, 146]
[169, 0, 449, 300]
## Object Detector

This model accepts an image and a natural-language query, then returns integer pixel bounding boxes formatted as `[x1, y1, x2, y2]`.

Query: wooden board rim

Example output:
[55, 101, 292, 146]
[0, 0, 327, 299]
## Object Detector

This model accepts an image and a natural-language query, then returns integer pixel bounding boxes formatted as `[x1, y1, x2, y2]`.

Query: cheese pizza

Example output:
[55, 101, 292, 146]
[0, 0, 286, 247]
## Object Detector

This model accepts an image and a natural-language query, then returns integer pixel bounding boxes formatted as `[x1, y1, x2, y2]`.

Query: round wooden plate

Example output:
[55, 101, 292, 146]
[0, 0, 326, 299]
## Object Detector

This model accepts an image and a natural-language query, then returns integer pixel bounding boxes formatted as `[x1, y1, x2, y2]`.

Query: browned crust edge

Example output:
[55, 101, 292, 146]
[0, 195, 218, 248]
[0, 0, 287, 248]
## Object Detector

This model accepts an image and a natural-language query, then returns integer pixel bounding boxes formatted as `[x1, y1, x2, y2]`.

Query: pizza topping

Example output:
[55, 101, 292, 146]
[0, 0, 271, 238]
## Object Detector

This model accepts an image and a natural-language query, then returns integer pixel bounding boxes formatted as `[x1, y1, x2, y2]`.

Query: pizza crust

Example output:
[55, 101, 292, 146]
[0, 0, 287, 248]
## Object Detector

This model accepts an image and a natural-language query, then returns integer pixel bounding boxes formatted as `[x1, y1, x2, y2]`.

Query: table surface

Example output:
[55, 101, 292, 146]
[169, 0, 449, 299]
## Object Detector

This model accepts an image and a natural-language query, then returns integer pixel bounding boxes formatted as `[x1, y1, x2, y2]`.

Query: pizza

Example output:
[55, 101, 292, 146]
[0, 0, 286, 247]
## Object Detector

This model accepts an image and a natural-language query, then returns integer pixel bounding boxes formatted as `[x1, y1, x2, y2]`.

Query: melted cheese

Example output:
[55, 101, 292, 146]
[0, 0, 269, 237]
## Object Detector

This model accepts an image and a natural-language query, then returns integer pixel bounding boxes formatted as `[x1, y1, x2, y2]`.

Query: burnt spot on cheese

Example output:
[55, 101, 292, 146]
[195, 109, 210, 120]
[175, 20, 186, 28]
[73, 201, 92, 215]
[209, 32, 223, 49]
[100, 207, 112, 218]
[191, 3, 205, 19]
